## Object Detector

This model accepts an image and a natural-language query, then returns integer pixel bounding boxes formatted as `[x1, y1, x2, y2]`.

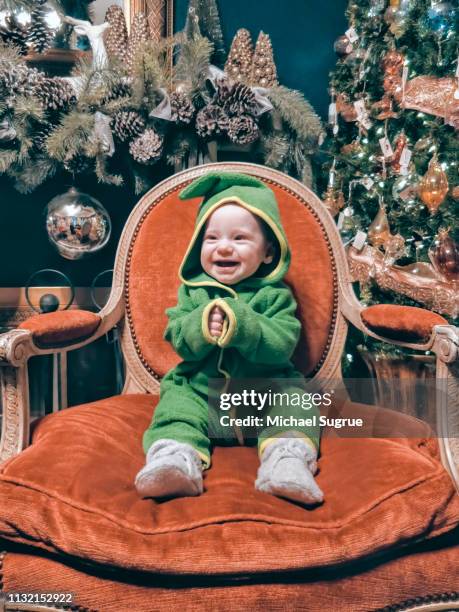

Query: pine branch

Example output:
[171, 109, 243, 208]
[267, 85, 323, 151]
[12, 95, 45, 124]
[95, 153, 123, 187]
[8, 156, 57, 194]
[0, 149, 17, 173]
[259, 133, 289, 169]
[46, 111, 94, 162]
[174, 32, 213, 102]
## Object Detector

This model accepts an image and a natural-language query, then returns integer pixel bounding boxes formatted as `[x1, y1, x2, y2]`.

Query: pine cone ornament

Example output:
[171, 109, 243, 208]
[35, 78, 77, 111]
[214, 80, 257, 116]
[28, 1, 54, 54]
[227, 115, 259, 145]
[129, 128, 163, 165]
[125, 13, 150, 75]
[224, 29, 254, 83]
[0, 15, 29, 55]
[195, 105, 230, 139]
[112, 110, 145, 142]
[0, 63, 45, 103]
[104, 5, 128, 63]
[170, 92, 195, 124]
[249, 31, 278, 88]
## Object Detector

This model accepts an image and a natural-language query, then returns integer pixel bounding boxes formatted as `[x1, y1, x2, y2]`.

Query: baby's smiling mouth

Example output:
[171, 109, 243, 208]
[214, 260, 239, 268]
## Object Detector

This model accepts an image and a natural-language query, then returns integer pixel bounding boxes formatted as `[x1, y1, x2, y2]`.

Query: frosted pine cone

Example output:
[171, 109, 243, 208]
[101, 80, 132, 105]
[104, 5, 128, 63]
[112, 110, 145, 142]
[215, 81, 257, 116]
[35, 78, 77, 111]
[0, 15, 29, 55]
[28, 3, 54, 54]
[227, 115, 259, 145]
[0, 64, 45, 102]
[195, 105, 230, 139]
[170, 92, 195, 125]
[129, 128, 163, 164]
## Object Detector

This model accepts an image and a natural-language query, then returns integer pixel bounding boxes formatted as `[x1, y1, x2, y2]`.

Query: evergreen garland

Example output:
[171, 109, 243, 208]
[0, 14, 323, 194]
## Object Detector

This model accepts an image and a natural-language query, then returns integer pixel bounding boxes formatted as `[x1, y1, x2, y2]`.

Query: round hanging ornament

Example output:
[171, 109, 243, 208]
[45, 187, 112, 260]
[333, 35, 353, 56]
[418, 156, 449, 214]
[429, 229, 459, 283]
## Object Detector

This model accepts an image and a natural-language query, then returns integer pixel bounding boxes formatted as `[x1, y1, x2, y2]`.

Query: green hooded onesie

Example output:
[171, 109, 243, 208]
[142, 172, 320, 467]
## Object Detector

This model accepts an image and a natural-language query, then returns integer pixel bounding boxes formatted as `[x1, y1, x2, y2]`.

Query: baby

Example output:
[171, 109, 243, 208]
[135, 172, 323, 505]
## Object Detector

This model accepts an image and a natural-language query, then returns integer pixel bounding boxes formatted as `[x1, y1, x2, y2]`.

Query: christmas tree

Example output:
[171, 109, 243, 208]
[323, 0, 458, 322]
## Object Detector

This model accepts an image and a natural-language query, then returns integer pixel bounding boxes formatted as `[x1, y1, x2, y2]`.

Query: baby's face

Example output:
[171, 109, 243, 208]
[200, 204, 273, 285]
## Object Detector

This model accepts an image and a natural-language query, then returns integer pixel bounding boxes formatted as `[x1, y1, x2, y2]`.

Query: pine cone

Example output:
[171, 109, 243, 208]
[129, 128, 163, 165]
[104, 5, 128, 63]
[112, 110, 145, 142]
[214, 80, 257, 116]
[170, 92, 195, 125]
[32, 123, 53, 150]
[125, 12, 150, 75]
[0, 63, 45, 102]
[35, 78, 77, 111]
[195, 105, 230, 139]
[28, 3, 54, 54]
[227, 115, 259, 145]
[63, 154, 92, 174]
[101, 80, 132, 105]
[0, 15, 29, 55]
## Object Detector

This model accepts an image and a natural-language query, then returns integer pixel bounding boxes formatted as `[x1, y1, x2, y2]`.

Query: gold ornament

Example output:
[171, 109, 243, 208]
[336, 93, 358, 122]
[451, 186, 459, 201]
[418, 156, 449, 214]
[383, 233, 405, 266]
[368, 206, 391, 248]
[323, 187, 345, 217]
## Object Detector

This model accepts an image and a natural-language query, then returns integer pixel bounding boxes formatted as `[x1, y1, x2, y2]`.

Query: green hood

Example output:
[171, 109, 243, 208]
[178, 172, 291, 295]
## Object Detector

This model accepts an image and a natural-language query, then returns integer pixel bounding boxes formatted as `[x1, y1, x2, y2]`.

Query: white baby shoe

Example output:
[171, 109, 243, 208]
[135, 439, 203, 499]
[255, 438, 324, 505]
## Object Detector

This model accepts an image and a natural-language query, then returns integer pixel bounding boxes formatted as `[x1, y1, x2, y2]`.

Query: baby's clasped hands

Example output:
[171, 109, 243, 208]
[209, 305, 225, 337]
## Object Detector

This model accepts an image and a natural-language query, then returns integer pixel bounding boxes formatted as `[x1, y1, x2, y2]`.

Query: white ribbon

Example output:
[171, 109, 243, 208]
[149, 88, 173, 120]
[207, 65, 273, 116]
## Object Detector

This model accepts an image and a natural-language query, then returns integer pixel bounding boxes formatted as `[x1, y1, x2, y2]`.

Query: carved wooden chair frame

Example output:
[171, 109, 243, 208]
[0, 163, 458, 612]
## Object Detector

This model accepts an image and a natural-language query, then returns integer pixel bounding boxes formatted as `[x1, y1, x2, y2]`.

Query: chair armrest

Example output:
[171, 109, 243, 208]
[360, 304, 449, 345]
[18, 309, 101, 349]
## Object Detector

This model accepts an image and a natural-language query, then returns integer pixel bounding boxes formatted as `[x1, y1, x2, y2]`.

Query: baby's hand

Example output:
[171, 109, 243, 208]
[209, 305, 225, 337]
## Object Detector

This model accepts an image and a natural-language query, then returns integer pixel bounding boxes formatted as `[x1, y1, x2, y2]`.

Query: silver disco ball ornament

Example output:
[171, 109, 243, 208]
[45, 187, 111, 260]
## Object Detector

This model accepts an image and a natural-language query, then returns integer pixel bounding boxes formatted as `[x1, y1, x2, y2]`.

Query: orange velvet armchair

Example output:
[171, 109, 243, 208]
[0, 163, 458, 612]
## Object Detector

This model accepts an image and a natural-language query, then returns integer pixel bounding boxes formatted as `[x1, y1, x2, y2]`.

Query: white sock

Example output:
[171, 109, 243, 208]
[135, 439, 203, 499]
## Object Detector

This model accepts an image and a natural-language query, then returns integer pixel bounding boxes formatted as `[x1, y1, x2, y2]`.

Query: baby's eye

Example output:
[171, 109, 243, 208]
[204, 234, 217, 241]
[234, 234, 247, 241]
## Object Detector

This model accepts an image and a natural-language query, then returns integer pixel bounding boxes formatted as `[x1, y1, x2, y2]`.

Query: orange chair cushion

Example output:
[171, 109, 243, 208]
[127, 179, 335, 379]
[0, 395, 458, 576]
[2, 535, 459, 612]
[361, 305, 448, 343]
[18, 310, 101, 348]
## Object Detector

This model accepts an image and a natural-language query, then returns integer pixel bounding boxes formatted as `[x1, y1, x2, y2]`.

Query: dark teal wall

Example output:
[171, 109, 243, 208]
[174, 0, 348, 118]
[1, 0, 347, 287]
